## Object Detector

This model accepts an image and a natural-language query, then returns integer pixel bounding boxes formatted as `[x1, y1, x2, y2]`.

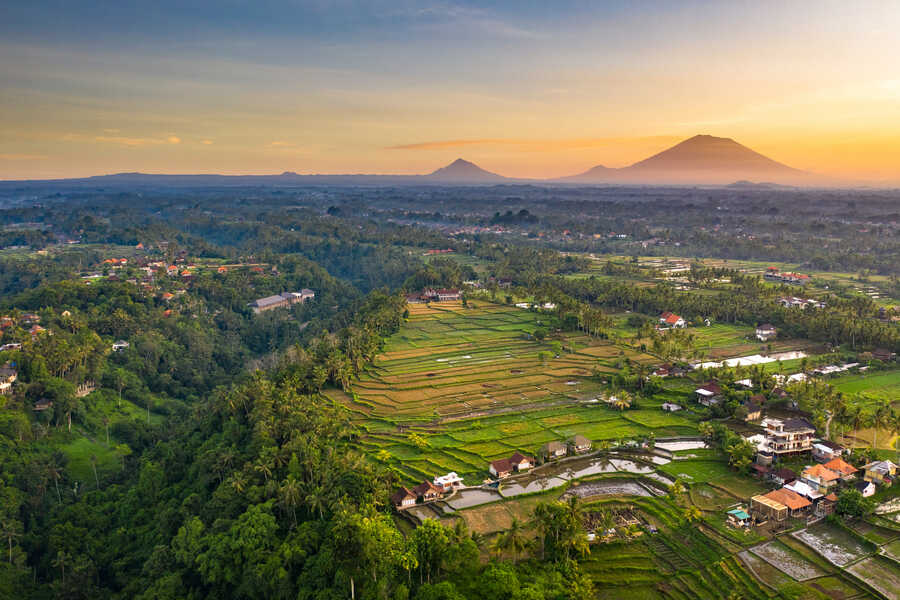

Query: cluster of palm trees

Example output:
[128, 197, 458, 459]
[491, 497, 592, 563]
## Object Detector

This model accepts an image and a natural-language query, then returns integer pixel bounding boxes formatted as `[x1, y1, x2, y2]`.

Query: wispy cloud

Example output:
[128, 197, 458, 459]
[91, 134, 182, 147]
[387, 136, 683, 151]
[201, 139, 214, 145]
[409, 2, 545, 40]
[0, 153, 47, 160]
[269, 141, 295, 147]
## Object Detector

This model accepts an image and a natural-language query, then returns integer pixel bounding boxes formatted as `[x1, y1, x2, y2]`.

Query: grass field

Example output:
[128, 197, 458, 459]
[831, 369, 900, 403]
[60, 435, 120, 485]
[331, 300, 700, 484]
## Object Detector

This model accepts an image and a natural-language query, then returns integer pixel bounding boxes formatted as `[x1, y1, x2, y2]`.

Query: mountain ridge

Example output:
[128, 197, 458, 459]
[1, 135, 842, 187]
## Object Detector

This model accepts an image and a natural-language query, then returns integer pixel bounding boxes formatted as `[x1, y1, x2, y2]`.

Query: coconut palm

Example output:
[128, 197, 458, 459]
[872, 400, 893, 450]
[683, 506, 701, 522]
[502, 518, 530, 563]
[1, 519, 22, 564]
[611, 391, 632, 411]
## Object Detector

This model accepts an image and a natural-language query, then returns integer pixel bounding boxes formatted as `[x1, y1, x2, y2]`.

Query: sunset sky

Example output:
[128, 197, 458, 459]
[2, 1, 900, 182]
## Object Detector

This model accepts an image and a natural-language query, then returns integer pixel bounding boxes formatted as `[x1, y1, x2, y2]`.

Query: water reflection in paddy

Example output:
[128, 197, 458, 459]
[655, 440, 708, 452]
[444, 488, 502, 509]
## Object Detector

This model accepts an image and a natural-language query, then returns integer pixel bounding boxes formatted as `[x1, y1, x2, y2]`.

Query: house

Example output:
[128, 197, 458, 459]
[653, 364, 672, 377]
[541, 441, 568, 460]
[248, 290, 315, 314]
[812, 440, 844, 462]
[413, 480, 443, 502]
[33, 398, 53, 412]
[785, 479, 824, 502]
[390, 487, 417, 509]
[822, 457, 857, 481]
[761, 417, 815, 456]
[570, 435, 592, 454]
[436, 289, 461, 301]
[743, 400, 762, 422]
[756, 488, 811, 520]
[19, 313, 40, 325]
[510, 452, 534, 472]
[817, 492, 839, 516]
[862, 460, 897, 486]
[801, 464, 841, 493]
[112, 340, 130, 352]
[658, 311, 686, 328]
[661, 403, 682, 412]
[0, 343, 22, 352]
[856, 480, 876, 497]
[489, 458, 513, 478]
[0, 365, 16, 395]
[695, 381, 722, 406]
[871, 348, 896, 362]
[769, 468, 797, 486]
[433, 472, 464, 493]
[405, 293, 425, 304]
[750, 463, 770, 478]
[29, 325, 48, 340]
[756, 324, 777, 342]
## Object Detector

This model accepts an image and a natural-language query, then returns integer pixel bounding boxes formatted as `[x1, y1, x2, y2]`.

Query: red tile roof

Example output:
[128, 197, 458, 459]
[764, 488, 811, 511]
[823, 457, 857, 476]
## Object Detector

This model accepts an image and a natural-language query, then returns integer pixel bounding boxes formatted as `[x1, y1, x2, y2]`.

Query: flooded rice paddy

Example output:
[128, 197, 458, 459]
[792, 523, 871, 567]
[749, 540, 826, 581]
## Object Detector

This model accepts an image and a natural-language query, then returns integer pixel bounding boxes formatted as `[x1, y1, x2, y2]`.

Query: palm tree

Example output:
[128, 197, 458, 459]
[611, 391, 632, 411]
[872, 401, 893, 450]
[52, 550, 70, 583]
[502, 518, 529, 563]
[530, 503, 554, 560]
[683, 506, 701, 523]
[229, 472, 247, 494]
[305, 484, 328, 520]
[280, 476, 302, 526]
[670, 479, 685, 501]
[48, 463, 62, 503]
[90, 454, 100, 489]
[254, 459, 272, 483]
[1, 519, 22, 564]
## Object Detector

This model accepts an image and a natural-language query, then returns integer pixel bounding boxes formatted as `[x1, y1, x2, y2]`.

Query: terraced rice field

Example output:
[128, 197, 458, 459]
[749, 540, 827, 581]
[847, 556, 900, 600]
[330, 301, 698, 483]
[831, 369, 900, 404]
[792, 522, 874, 567]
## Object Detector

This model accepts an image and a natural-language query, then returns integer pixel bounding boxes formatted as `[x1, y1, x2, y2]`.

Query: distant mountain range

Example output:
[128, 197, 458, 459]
[0, 135, 834, 188]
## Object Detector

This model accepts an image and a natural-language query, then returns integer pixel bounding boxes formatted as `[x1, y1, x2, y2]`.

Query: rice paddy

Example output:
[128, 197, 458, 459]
[330, 300, 698, 483]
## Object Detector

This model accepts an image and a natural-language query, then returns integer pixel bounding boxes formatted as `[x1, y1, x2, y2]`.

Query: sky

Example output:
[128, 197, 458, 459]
[2, 0, 900, 182]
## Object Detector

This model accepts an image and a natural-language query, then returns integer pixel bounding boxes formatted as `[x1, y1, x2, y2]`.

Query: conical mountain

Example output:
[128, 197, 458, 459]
[425, 158, 506, 182]
[563, 135, 809, 184]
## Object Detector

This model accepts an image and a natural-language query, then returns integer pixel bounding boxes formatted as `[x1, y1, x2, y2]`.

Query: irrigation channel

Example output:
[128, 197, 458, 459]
[407, 446, 692, 522]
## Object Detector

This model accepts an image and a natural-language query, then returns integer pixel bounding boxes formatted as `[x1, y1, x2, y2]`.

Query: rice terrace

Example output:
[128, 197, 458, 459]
[329, 300, 695, 483]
